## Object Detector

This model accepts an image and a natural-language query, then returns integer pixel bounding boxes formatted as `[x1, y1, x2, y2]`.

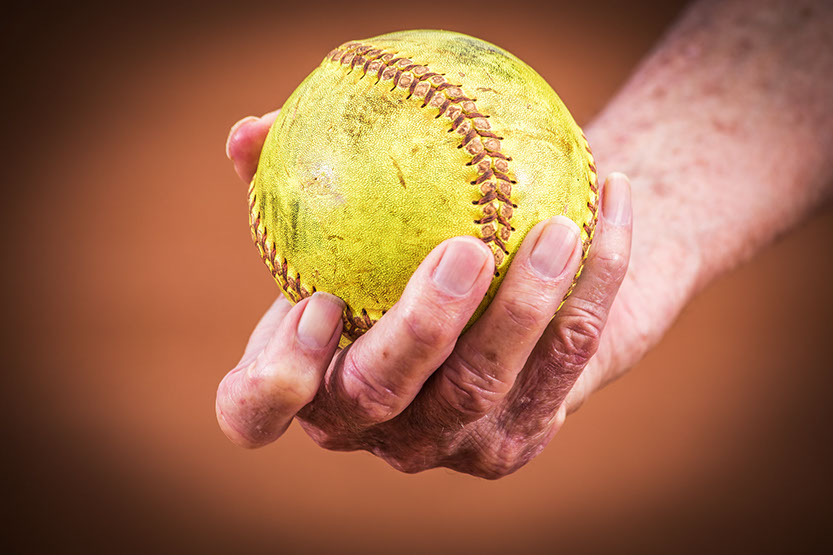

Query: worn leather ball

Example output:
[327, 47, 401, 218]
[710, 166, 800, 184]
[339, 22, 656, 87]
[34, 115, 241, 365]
[249, 30, 599, 345]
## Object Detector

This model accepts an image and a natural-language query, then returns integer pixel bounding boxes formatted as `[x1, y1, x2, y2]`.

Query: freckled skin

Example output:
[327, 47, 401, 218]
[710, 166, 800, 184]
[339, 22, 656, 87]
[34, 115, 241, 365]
[219, 0, 833, 480]
[251, 30, 597, 345]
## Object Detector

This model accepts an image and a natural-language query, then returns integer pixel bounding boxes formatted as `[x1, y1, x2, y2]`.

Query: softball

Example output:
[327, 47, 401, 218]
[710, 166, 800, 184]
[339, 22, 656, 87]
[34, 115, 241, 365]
[249, 30, 598, 345]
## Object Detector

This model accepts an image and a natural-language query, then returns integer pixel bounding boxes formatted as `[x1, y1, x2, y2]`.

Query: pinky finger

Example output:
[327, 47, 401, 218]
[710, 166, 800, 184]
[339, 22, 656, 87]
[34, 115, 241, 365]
[216, 292, 344, 448]
[513, 172, 633, 415]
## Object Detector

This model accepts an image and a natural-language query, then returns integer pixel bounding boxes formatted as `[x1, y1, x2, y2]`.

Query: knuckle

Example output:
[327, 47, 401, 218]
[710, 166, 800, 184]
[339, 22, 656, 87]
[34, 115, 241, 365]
[593, 249, 629, 285]
[552, 304, 604, 368]
[252, 353, 318, 408]
[444, 427, 541, 479]
[441, 354, 510, 418]
[340, 355, 402, 423]
[400, 303, 457, 352]
[216, 367, 298, 449]
[464, 416, 554, 479]
[498, 295, 551, 331]
[478, 440, 527, 480]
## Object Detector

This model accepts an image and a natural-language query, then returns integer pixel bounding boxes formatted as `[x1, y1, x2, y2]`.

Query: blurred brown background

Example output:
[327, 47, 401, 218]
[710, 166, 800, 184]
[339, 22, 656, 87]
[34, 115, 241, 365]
[3, 0, 832, 553]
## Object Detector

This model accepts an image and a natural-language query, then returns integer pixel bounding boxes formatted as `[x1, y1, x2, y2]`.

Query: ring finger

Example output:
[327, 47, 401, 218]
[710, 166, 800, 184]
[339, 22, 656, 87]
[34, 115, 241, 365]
[428, 215, 584, 422]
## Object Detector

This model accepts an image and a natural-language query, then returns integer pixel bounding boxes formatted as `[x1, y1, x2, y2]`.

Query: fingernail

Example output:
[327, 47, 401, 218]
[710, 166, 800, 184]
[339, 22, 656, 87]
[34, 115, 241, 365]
[296, 292, 345, 348]
[529, 216, 579, 278]
[433, 239, 490, 296]
[225, 116, 258, 159]
[602, 172, 632, 226]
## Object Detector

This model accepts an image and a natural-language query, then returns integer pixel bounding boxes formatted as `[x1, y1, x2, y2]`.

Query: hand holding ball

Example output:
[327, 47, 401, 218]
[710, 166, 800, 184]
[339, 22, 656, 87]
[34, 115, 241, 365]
[249, 30, 598, 345]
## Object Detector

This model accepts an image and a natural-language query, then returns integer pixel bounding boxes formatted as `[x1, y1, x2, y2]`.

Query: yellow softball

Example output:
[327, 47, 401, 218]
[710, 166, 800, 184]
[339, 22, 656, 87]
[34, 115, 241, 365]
[249, 30, 598, 346]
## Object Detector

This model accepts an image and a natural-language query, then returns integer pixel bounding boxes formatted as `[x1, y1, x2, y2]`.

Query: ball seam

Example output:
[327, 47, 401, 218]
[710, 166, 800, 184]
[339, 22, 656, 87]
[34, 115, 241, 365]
[327, 40, 518, 272]
[249, 39, 598, 340]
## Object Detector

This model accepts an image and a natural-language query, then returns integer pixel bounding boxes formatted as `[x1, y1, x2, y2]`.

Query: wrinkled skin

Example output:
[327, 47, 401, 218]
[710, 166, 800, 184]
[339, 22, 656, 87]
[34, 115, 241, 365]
[218, 0, 833, 479]
[219, 110, 633, 478]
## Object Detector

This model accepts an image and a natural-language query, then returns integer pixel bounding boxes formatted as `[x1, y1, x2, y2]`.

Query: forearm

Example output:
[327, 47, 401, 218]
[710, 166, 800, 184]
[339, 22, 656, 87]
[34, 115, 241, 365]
[588, 0, 833, 302]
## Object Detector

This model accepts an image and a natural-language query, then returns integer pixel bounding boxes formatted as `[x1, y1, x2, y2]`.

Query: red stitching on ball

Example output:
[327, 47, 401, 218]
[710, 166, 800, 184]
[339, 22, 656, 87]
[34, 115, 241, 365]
[328, 40, 517, 273]
[249, 40, 598, 339]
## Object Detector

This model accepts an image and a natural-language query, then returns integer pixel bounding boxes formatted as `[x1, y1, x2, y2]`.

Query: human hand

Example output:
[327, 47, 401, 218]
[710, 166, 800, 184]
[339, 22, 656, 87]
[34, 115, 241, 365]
[217, 111, 633, 478]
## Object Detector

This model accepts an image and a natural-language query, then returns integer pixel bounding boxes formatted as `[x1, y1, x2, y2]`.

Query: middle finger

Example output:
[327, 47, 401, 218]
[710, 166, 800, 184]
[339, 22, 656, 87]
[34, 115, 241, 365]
[327, 236, 494, 425]
[430, 216, 583, 422]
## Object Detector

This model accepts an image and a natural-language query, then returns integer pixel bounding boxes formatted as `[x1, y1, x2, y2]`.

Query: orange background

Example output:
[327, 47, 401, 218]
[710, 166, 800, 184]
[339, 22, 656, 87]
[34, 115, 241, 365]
[5, 1, 833, 552]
